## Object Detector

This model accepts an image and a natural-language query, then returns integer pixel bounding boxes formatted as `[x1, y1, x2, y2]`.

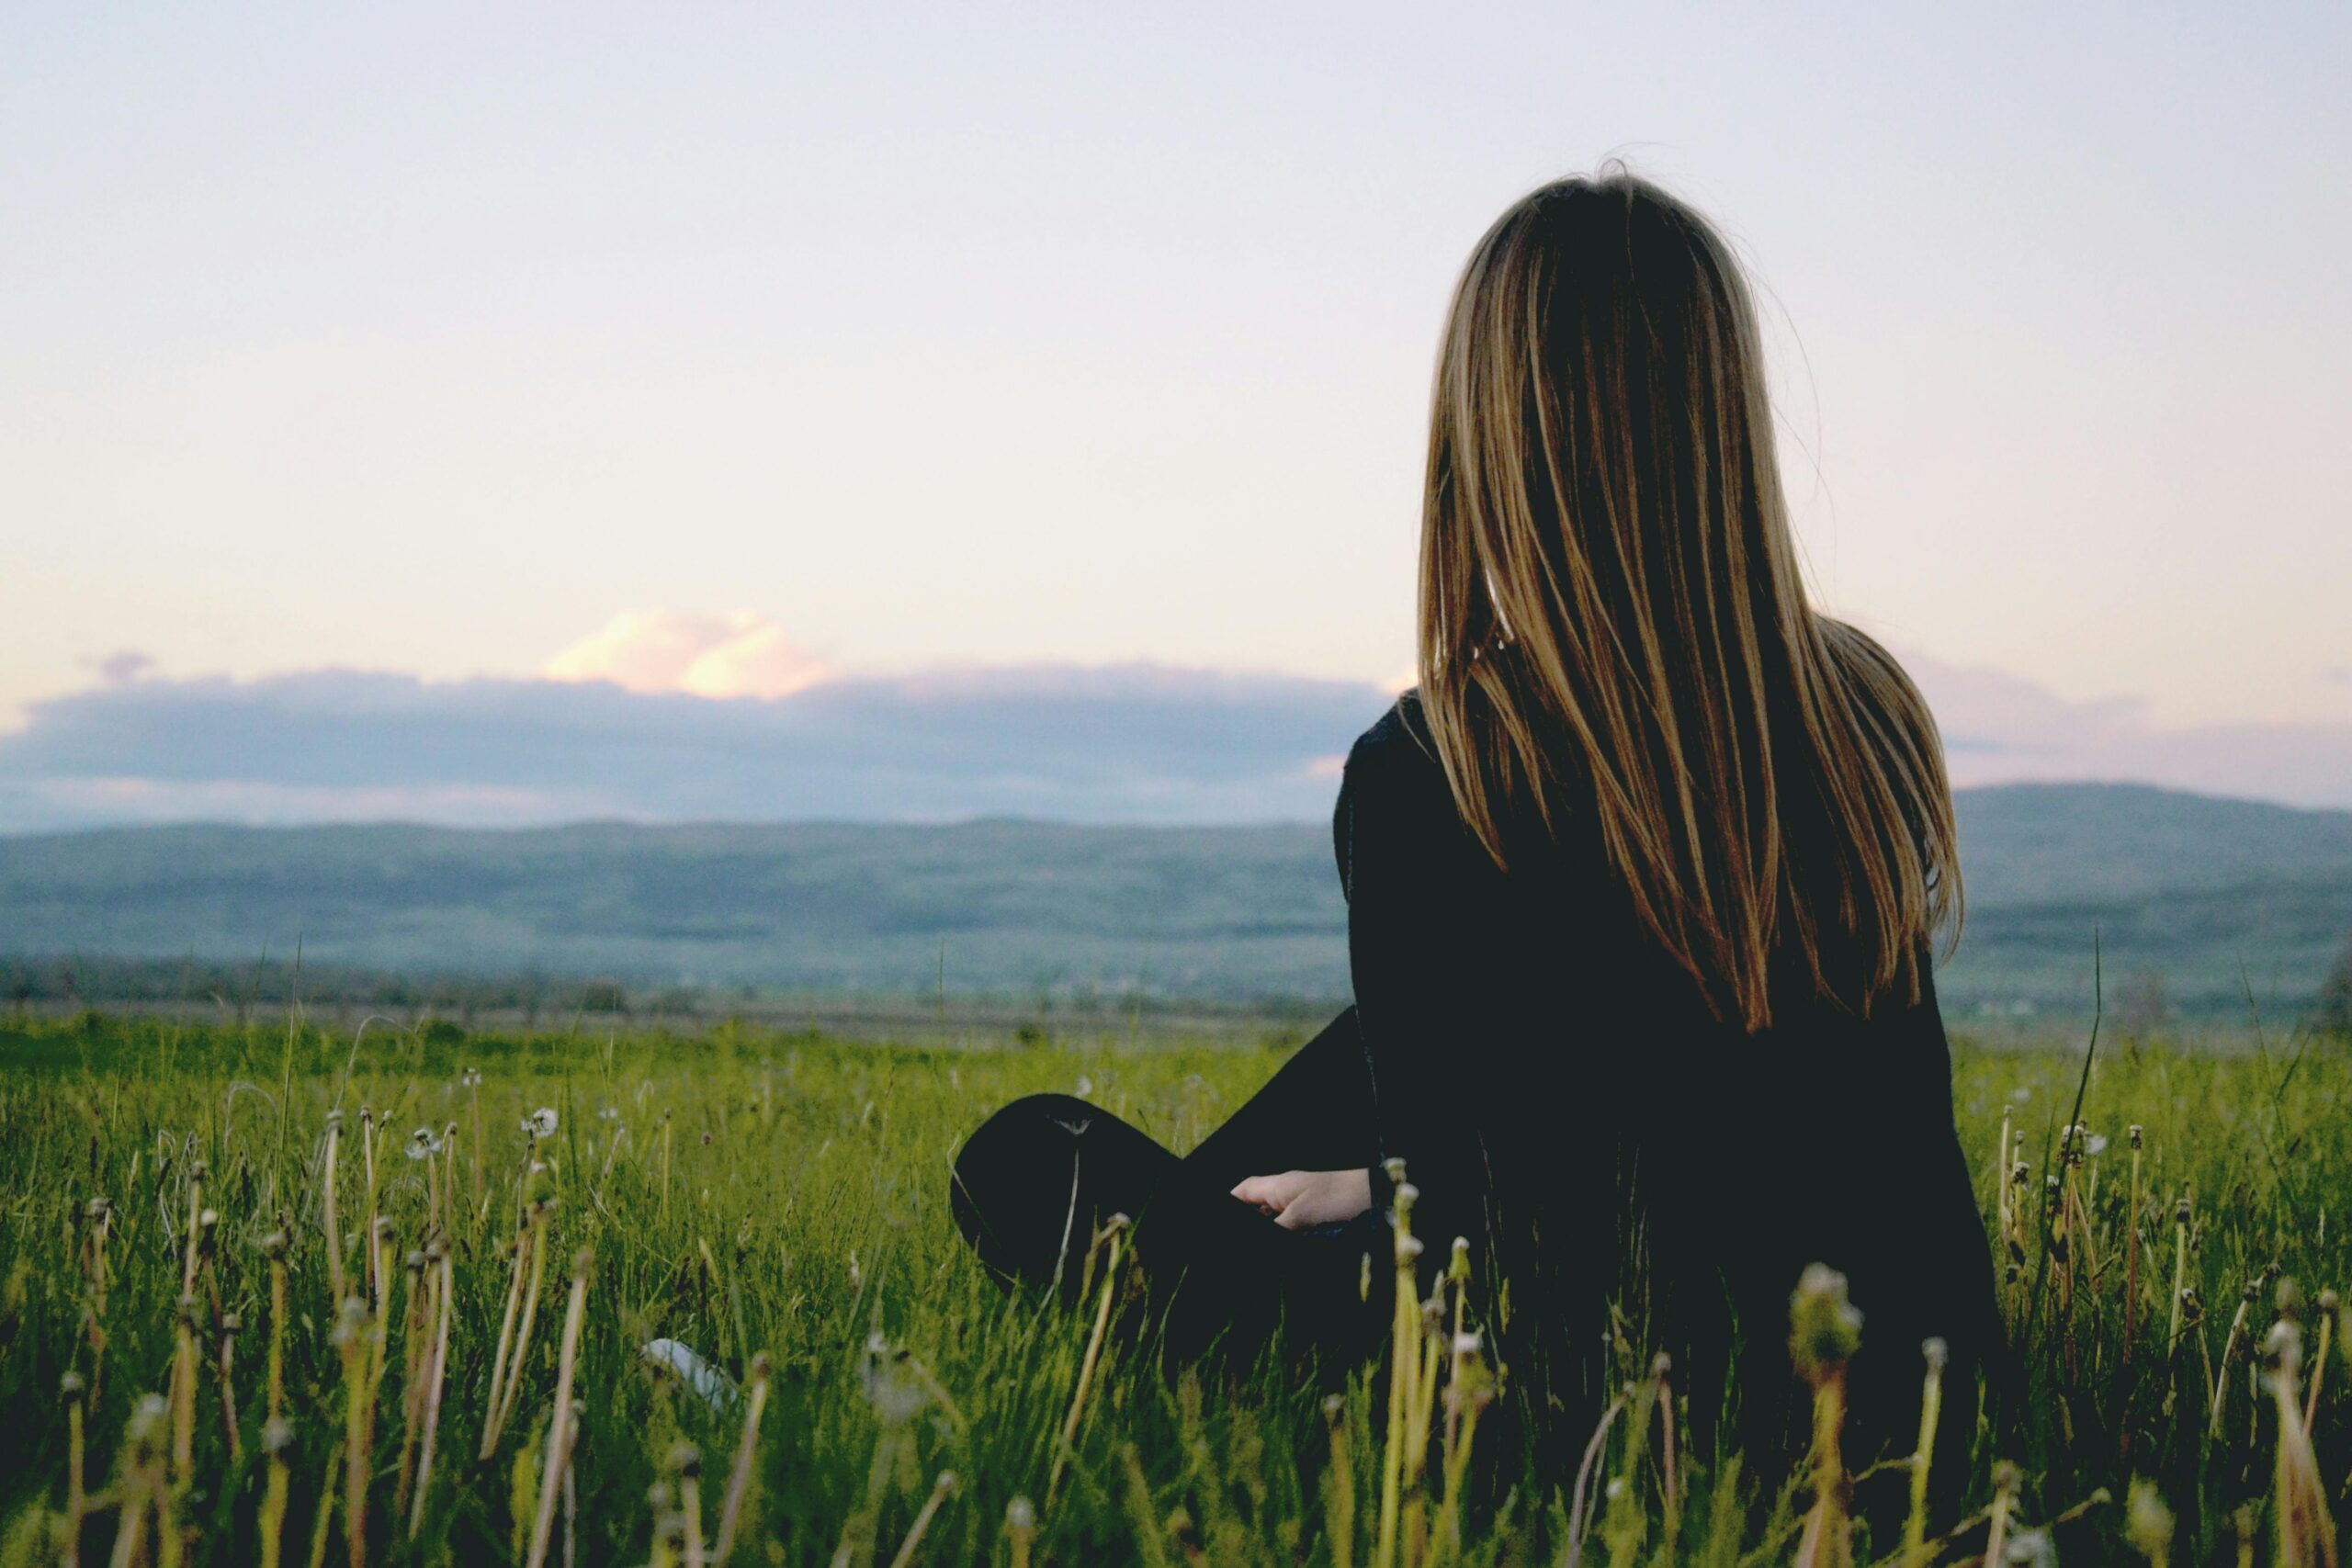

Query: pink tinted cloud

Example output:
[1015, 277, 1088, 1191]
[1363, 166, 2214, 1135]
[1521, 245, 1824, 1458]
[1904, 650, 2352, 809]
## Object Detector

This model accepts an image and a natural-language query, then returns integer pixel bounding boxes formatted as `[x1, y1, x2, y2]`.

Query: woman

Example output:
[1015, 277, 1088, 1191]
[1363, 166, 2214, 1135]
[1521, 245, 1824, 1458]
[950, 166, 1997, 1495]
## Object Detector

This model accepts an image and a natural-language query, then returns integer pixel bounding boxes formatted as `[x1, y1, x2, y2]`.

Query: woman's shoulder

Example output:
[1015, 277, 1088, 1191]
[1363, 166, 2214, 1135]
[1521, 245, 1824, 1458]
[1338, 691, 1462, 824]
[1331, 692, 1464, 894]
[1344, 689, 1442, 776]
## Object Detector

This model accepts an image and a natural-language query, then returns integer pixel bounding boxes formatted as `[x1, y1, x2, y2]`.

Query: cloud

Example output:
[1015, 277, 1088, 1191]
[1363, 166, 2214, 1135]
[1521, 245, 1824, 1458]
[4, 637, 2349, 835]
[1901, 650, 2352, 810]
[85, 649, 159, 686]
[0, 661, 1390, 832]
[540, 610, 827, 699]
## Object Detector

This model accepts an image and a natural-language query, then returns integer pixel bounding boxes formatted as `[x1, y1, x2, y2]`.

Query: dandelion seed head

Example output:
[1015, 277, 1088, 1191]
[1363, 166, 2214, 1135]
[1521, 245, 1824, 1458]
[1789, 1263, 1863, 1378]
[2003, 1526, 2056, 1568]
[2125, 1480, 2174, 1562]
[128, 1393, 168, 1445]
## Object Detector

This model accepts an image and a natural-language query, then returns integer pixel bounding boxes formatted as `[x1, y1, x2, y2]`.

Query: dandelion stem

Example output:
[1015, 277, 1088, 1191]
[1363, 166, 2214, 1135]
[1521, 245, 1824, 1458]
[323, 1115, 346, 1310]
[525, 1251, 592, 1568]
[885, 1471, 956, 1568]
[1903, 1340, 1946, 1567]
[1049, 1216, 1128, 1505]
[480, 1216, 530, 1460]
[410, 1245, 455, 1538]
[1324, 1395, 1356, 1568]
[712, 1353, 771, 1566]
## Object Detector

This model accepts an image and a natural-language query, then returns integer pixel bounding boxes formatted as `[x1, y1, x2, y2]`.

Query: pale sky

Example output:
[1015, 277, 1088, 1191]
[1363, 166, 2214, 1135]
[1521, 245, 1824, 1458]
[5, 2, 2348, 766]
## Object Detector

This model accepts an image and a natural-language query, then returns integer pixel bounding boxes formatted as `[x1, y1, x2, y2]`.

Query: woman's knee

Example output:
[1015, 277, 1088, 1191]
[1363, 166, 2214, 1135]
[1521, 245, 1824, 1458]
[949, 1095, 1100, 1284]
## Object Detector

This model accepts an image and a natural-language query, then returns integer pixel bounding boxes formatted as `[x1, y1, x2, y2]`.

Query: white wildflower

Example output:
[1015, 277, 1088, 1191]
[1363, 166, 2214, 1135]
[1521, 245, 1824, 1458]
[641, 1338, 738, 1415]
[522, 1107, 559, 1140]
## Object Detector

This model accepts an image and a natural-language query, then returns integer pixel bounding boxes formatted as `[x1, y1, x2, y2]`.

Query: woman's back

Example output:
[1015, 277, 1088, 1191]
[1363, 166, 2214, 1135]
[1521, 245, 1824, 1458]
[1337, 686, 1996, 1481]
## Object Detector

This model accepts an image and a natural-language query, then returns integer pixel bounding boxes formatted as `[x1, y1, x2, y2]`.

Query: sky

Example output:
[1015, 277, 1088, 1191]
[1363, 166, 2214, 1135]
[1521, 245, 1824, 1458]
[3, 2, 2348, 829]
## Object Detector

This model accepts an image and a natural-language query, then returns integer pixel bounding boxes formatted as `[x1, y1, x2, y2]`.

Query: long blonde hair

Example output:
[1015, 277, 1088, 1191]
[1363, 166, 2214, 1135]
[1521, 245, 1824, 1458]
[1417, 166, 1962, 1032]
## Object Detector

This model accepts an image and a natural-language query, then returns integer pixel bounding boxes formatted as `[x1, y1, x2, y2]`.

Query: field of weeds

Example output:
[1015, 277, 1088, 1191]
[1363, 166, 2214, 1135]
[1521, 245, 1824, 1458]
[0, 1011, 2346, 1566]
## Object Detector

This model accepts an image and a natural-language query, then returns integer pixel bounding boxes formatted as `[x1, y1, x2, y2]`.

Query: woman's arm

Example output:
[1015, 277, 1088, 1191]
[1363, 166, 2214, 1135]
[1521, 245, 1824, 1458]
[1335, 705, 1529, 1262]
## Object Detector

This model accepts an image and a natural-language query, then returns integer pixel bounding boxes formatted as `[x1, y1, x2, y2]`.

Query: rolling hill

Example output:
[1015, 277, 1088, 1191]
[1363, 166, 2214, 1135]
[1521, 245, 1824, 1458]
[2, 783, 2347, 1021]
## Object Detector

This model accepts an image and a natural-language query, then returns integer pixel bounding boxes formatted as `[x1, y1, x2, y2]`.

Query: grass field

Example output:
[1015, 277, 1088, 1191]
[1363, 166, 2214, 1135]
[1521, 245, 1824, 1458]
[1, 1011, 2347, 1566]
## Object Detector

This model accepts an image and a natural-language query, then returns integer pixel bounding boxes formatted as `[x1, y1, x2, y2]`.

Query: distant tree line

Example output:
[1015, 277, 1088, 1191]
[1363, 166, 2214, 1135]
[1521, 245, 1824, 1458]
[0, 953, 658, 1025]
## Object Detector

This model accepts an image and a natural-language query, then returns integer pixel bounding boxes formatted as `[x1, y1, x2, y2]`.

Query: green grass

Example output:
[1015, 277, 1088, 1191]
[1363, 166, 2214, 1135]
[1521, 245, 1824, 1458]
[0, 1011, 2346, 1565]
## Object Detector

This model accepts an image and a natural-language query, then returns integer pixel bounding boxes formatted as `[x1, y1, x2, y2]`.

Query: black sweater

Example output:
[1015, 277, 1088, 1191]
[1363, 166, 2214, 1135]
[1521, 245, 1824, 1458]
[1332, 692, 1997, 1470]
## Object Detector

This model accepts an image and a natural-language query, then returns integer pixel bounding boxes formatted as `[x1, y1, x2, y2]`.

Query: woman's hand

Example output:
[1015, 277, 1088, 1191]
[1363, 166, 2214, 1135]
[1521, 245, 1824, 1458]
[1230, 1168, 1374, 1230]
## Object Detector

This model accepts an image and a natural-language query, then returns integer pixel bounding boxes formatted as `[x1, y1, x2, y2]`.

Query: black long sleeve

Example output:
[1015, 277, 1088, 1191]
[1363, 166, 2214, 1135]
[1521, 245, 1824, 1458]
[1324, 691, 1997, 1483]
[1335, 701, 1535, 1269]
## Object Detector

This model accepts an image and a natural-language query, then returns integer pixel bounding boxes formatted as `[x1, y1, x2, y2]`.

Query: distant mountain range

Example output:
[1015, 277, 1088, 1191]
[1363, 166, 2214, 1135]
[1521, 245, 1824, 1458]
[3, 782, 2348, 1022]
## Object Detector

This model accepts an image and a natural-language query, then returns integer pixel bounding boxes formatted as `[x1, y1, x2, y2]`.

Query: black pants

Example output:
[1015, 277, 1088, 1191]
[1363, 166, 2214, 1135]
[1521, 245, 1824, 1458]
[949, 1007, 1389, 1367]
[950, 1008, 1994, 1537]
